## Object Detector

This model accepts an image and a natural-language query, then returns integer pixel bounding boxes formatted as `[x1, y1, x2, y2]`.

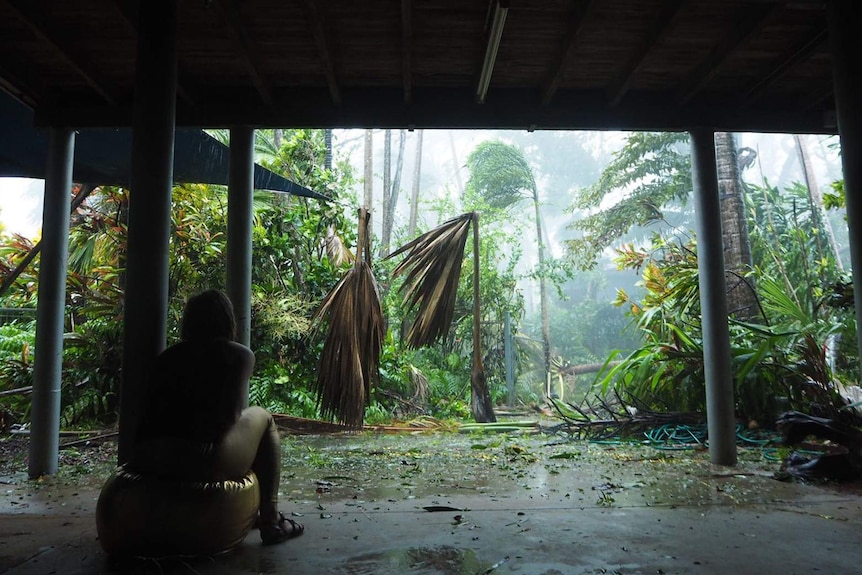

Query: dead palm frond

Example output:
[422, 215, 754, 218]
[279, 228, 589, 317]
[387, 212, 496, 422]
[386, 213, 473, 348]
[311, 208, 384, 428]
[409, 365, 429, 402]
[322, 225, 355, 267]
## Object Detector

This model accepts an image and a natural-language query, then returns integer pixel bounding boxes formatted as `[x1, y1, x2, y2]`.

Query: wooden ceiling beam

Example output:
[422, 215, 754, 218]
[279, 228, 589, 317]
[676, 3, 778, 106]
[3, 0, 117, 105]
[39, 87, 836, 135]
[402, 0, 413, 105]
[303, 0, 341, 106]
[215, 0, 275, 107]
[606, 0, 685, 109]
[541, 0, 593, 107]
[800, 87, 835, 117]
[0, 63, 41, 110]
[741, 28, 827, 107]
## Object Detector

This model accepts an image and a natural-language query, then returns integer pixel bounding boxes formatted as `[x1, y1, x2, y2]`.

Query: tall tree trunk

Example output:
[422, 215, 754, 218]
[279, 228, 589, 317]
[363, 129, 373, 210]
[715, 132, 758, 321]
[273, 128, 283, 150]
[380, 130, 392, 256]
[383, 131, 391, 207]
[381, 130, 406, 256]
[794, 134, 844, 271]
[533, 190, 552, 396]
[471, 212, 496, 423]
[449, 130, 464, 198]
[402, 130, 424, 342]
[408, 130, 423, 237]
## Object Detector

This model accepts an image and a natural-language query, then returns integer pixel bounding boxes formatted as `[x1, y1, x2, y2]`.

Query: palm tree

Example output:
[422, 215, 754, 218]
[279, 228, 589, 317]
[386, 212, 496, 423]
[466, 141, 552, 396]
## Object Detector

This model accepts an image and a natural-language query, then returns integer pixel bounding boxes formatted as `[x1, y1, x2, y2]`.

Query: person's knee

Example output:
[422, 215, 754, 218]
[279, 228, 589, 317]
[241, 406, 272, 423]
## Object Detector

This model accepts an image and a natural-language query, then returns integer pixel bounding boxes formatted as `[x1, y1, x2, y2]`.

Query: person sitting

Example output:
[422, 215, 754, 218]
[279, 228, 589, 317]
[131, 289, 303, 545]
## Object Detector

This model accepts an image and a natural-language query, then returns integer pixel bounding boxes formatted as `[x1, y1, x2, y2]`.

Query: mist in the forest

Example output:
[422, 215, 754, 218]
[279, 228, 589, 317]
[333, 129, 846, 356]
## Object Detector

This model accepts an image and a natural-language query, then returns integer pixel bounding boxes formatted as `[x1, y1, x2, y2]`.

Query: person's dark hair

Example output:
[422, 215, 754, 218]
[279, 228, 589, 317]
[180, 289, 237, 342]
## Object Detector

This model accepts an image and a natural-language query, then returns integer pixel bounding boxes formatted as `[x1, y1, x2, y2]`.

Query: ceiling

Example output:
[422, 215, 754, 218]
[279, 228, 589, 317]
[0, 0, 835, 134]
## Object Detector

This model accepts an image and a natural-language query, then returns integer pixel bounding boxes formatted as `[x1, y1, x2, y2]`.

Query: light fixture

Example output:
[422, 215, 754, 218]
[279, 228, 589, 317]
[476, 0, 509, 104]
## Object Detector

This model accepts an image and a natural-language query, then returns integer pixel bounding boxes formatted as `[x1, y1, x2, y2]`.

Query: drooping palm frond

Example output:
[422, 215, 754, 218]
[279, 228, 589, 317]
[387, 212, 496, 422]
[386, 213, 473, 348]
[409, 364, 429, 402]
[311, 209, 384, 428]
[323, 225, 355, 267]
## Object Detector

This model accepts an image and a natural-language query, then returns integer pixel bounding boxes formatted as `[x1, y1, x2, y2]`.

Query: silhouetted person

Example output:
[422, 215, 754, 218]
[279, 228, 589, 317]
[132, 289, 303, 545]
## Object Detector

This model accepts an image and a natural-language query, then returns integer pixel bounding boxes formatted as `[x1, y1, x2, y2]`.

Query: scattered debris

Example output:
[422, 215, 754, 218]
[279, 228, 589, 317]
[776, 411, 862, 482]
[546, 392, 704, 441]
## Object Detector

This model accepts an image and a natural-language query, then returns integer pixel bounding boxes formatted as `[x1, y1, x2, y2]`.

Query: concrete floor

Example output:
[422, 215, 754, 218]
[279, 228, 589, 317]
[3, 431, 862, 575]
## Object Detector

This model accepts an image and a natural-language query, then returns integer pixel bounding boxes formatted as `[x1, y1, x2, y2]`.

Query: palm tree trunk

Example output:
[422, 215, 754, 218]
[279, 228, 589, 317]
[471, 212, 496, 423]
[715, 132, 758, 321]
[794, 134, 844, 271]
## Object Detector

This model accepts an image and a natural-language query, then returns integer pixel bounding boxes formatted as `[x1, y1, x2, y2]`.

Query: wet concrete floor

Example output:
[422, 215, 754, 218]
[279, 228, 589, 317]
[2, 430, 862, 574]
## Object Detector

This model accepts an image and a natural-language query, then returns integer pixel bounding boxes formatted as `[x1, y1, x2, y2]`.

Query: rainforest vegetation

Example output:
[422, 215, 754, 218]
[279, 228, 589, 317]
[0, 129, 854, 431]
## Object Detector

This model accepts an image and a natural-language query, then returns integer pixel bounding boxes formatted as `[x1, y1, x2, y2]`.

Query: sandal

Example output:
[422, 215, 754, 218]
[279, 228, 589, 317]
[260, 512, 304, 545]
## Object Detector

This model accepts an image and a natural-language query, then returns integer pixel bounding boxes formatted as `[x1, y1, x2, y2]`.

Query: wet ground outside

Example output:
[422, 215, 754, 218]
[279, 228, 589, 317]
[3, 425, 862, 574]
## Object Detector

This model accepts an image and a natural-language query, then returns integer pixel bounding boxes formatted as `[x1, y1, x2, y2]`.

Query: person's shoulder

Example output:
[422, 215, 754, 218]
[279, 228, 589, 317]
[156, 338, 253, 362]
[204, 338, 253, 360]
[154, 341, 191, 363]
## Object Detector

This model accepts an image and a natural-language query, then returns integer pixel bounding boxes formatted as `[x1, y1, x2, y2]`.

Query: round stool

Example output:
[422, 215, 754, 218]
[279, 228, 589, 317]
[96, 467, 260, 558]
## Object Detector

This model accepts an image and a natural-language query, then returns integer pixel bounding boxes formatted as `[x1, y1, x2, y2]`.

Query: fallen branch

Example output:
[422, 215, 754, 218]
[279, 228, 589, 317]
[547, 396, 704, 441]
[0, 385, 32, 398]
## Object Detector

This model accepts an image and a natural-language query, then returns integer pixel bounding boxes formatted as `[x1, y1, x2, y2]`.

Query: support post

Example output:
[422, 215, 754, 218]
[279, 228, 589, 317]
[118, 0, 178, 464]
[690, 128, 737, 467]
[28, 127, 74, 477]
[828, 1, 862, 376]
[227, 126, 254, 404]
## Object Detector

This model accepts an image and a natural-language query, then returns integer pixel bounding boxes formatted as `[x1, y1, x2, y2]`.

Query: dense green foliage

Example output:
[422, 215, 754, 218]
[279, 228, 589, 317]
[567, 132, 691, 270]
[586, 132, 855, 425]
[2, 129, 853, 431]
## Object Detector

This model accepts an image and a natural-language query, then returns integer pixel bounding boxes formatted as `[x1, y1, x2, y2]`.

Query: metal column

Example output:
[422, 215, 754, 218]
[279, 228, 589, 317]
[690, 128, 737, 467]
[28, 127, 74, 477]
[118, 0, 178, 463]
[828, 1, 862, 374]
[227, 126, 254, 404]
[227, 126, 254, 347]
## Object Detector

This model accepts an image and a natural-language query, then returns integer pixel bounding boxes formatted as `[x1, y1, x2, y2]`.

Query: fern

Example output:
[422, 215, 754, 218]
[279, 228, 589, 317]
[0, 323, 35, 360]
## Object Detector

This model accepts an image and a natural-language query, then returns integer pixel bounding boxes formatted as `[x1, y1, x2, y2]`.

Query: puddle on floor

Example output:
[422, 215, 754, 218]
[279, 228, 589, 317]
[1, 428, 807, 517]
